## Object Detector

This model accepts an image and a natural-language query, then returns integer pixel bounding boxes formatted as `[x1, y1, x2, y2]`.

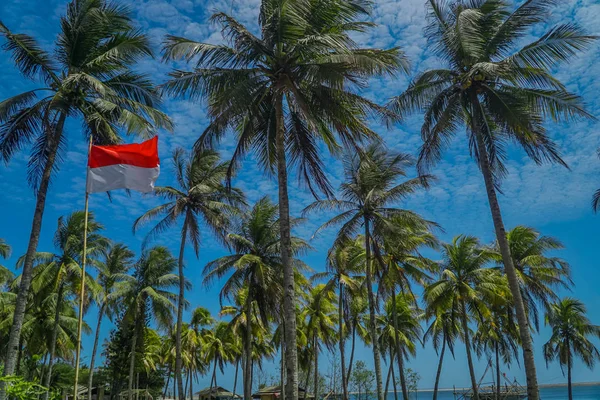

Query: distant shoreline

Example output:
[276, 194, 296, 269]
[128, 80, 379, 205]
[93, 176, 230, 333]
[363, 381, 600, 393]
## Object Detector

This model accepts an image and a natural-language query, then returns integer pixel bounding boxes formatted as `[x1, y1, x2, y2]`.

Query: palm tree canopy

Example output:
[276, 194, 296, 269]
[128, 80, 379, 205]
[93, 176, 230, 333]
[93, 243, 135, 316]
[377, 293, 423, 358]
[133, 148, 245, 254]
[162, 0, 406, 197]
[543, 298, 600, 370]
[0, 238, 12, 286]
[0, 0, 172, 191]
[389, 0, 596, 182]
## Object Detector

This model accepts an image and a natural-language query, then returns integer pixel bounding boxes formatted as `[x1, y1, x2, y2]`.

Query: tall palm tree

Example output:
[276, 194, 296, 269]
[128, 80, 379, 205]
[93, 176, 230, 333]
[543, 298, 600, 400]
[0, 0, 172, 381]
[389, 1, 596, 397]
[0, 239, 11, 287]
[162, 1, 405, 397]
[28, 211, 105, 399]
[302, 284, 338, 400]
[424, 236, 503, 400]
[316, 238, 364, 400]
[203, 197, 310, 400]
[134, 148, 243, 400]
[423, 308, 459, 400]
[304, 144, 431, 400]
[376, 294, 422, 400]
[88, 243, 135, 400]
[203, 321, 237, 394]
[120, 246, 179, 400]
[494, 226, 572, 330]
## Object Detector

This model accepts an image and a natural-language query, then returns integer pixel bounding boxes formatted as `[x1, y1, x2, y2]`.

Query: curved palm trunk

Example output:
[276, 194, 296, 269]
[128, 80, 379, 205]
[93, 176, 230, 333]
[460, 301, 478, 400]
[176, 225, 188, 400]
[210, 358, 218, 396]
[470, 91, 539, 400]
[233, 358, 239, 398]
[1, 115, 65, 396]
[432, 335, 446, 400]
[391, 291, 408, 400]
[384, 349, 392, 397]
[275, 93, 298, 400]
[390, 351, 398, 400]
[363, 218, 384, 400]
[347, 323, 357, 379]
[338, 283, 348, 400]
[495, 343, 500, 400]
[244, 294, 253, 400]
[43, 284, 65, 400]
[88, 302, 106, 400]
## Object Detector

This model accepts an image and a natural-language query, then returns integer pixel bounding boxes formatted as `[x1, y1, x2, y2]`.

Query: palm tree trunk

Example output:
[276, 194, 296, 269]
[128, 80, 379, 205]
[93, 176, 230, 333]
[210, 358, 218, 397]
[244, 293, 253, 400]
[43, 284, 65, 400]
[363, 217, 384, 400]
[391, 291, 408, 400]
[176, 225, 188, 400]
[390, 352, 398, 400]
[495, 343, 500, 400]
[460, 300, 478, 400]
[385, 352, 392, 397]
[338, 283, 348, 400]
[469, 91, 539, 400]
[567, 337, 572, 400]
[189, 370, 194, 400]
[1, 114, 66, 396]
[163, 366, 172, 400]
[233, 358, 239, 398]
[275, 93, 298, 400]
[136, 372, 140, 400]
[313, 335, 318, 400]
[347, 323, 357, 380]
[281, 328, 286, 400]
[129, 311, 140, 400]
[432, 336, 446, 400]
[88, 302, 106, 400]
[184, 372, 190, 399]
[16, 337, 23, 376]
[303, 351, 312, 400]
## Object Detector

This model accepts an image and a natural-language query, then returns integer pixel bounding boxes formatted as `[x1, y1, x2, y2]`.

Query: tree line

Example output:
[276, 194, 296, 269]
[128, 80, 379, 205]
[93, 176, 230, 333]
[1, 1, 599, 400]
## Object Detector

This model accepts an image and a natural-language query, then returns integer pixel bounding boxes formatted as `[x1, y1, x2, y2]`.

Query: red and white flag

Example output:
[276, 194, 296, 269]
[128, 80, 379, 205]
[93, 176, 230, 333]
[86, 136, 160, 194]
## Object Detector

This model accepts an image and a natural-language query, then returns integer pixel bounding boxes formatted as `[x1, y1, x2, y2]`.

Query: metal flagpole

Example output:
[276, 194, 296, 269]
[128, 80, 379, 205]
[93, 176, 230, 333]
[73, 135, 93, 400]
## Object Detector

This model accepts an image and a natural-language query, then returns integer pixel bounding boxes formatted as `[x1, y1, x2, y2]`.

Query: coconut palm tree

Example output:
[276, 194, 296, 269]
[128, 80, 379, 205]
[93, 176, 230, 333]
[28, 211, 106, 399]
[423, 308, 459, 400]
[162, 1, 405, 397]
[0, 239, 11, 287]
[376, 294, 422, 400]
[315, 238, 364, 400]
[304, 144, 431, 400]
[494, 226, 572, 330]
[203, 197, 310, 400]
[389, 1, 596, 397]
[0, 0, 172, 380]
[424, 236, 504, 400]
[134, 148, 243, 400]
[119, 246, 179, 400]
[203, 321, 237, 394]
[88, 243, 135, 400]
[302, 284, 338, 400]
[543, 298, 600, 400]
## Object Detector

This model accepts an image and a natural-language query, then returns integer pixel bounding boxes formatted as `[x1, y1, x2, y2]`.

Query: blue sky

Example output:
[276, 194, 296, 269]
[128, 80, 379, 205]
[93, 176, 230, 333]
[1, 0, 600, 392]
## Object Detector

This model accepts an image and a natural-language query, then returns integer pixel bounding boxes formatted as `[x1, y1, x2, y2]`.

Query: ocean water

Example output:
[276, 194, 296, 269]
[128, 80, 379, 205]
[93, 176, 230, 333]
[368, 385, 600, 400]
[376, 385, 600, 400]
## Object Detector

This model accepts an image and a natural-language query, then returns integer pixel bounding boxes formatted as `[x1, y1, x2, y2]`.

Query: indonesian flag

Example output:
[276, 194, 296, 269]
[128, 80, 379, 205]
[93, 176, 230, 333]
[86, 137, 160, 194]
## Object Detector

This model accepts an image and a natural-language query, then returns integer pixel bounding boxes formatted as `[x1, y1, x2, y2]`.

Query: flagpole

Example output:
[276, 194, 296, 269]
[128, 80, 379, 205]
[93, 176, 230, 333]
[73, 136, 93, 400]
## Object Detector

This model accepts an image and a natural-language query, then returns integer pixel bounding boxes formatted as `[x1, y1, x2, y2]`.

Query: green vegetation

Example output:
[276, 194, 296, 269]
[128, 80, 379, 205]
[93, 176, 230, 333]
[0, 1, 598, 400]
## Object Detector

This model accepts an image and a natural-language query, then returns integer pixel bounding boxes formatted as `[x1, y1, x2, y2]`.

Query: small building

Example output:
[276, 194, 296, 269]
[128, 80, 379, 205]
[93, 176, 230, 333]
[196, 386, 241, 400]
[252, 386, 314, 400]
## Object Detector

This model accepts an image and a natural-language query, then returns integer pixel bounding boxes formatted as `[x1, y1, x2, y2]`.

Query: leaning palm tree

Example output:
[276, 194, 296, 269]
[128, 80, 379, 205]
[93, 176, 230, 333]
[389, 1, 596, 397]
[203, 197, 310, 400]
[133, 148, 243, 400]
[88, 243, 135, 400]
[162, 1, 405, 397]
[423, 307, 459, 400]
[0, 239, 11, 287]
[543, 298, 600, 400]
[304, 144, 431, 400]
[494, 226, 572, 330]
[0, 0, 172, 379]
[424, 236, 503, 400]
[119, 246, 179, 400]
[28, 211, 105, 399]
